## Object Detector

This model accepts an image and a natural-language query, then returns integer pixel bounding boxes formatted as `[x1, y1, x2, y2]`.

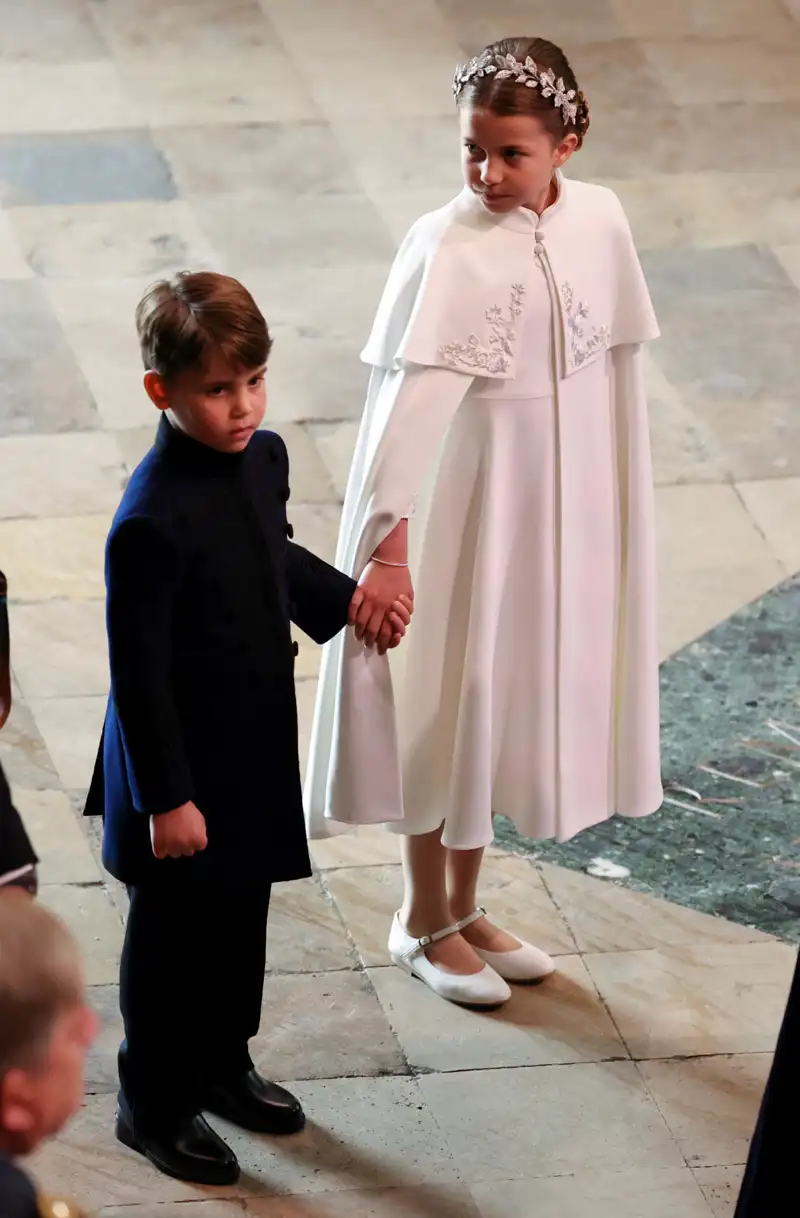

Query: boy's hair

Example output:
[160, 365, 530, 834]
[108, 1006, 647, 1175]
[135, 271, 272, 383]
[0, 896, 83, 1078]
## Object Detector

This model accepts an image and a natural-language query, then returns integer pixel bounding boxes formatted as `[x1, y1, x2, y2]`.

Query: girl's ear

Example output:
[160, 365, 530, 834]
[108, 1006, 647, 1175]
[143, 370, 169, 411]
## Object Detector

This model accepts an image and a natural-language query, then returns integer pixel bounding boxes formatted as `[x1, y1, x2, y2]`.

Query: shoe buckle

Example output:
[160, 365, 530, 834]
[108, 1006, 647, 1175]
[417, 934, 432, 948]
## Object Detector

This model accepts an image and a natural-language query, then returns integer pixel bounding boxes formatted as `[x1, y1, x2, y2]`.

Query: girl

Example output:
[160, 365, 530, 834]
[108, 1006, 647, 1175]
[306, 36, 662, 1007]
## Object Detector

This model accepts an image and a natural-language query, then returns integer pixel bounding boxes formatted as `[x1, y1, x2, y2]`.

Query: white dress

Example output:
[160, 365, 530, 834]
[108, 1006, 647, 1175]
[305, 174, 663, 847]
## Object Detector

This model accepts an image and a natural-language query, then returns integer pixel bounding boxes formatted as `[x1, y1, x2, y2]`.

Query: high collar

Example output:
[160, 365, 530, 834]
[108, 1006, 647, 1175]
[460, 169, 567, 235]
[154, 414, 248, 476]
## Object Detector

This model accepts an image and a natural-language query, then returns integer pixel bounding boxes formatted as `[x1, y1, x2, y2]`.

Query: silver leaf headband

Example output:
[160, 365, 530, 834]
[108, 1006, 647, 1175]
[453, 53, 579, 126]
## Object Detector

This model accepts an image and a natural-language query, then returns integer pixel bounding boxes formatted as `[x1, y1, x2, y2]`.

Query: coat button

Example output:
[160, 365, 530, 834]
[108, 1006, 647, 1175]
[534, 242, 544, 255]
[269, 446, 279, 464]
[292, 641, 299, 657]
[279, 486, 290, 502]
[286, 522, 294, 539]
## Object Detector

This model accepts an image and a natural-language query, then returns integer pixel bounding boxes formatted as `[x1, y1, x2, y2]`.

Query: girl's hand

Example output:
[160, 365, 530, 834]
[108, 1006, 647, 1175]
[349, 562, 414, 650]
[376, 594, 414, 655]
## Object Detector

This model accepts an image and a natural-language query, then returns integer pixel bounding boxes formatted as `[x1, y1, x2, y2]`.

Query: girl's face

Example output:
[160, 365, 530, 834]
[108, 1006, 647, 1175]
[460, 106, 577, 214]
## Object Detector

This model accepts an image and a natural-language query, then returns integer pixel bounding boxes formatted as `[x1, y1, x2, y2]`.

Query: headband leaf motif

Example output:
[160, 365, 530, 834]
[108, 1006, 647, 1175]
[453, 53, 579, 126]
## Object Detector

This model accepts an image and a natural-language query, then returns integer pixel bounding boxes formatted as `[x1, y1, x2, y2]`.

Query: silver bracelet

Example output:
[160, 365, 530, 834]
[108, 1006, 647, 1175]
[371, 555, 409, 568]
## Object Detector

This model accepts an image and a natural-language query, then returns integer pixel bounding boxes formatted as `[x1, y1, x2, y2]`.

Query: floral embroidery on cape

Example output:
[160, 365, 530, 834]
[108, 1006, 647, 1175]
[438, 283, 525, 375]
[562, 282, 610, 367]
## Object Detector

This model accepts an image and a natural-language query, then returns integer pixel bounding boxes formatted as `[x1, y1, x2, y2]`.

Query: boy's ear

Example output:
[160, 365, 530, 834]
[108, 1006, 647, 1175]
[143, 370, 169, 412]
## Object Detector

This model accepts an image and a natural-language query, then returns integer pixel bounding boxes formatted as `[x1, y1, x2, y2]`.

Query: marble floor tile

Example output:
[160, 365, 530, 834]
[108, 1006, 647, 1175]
[114, 425, 155, 474]
[39, 883, 124, 986]
[251, 971, 406, 1081]
[774, 240, 800, 288]
[325, 858, 578, 968]
[655, 484, 785, 657]
[538, 863, 774, 953]
[0, 279, 99, 436]
[570, 38, 673, 113]
[367, 185, 459, 245]
[692, 1165, 744, 1217]
[0, 61, 141, 135]
[89, 0, 277, 57]
[0, 131, 177, 207]
[438, 0, 625, 50]
[737, 478, 800, 575]
[286, 505, 342, 565]
[158, 121, 353, 201]
[11, 199, 217, 279]
[575, 106, 688, 181]
[266, 877, 357, 974]
[611, 0, 795, 39]
[307, 423, 359, 501]
[13, 787, 102, 885]
[638, 1054, 770, 1169]
[470, 1167, 716, 1218]
[84, 985, 122, 1095]
[221, 1076, 461, 1197]
[245, 264, 388, 347]
[255, 330, 378, 427]
[44, 277, 157, 430]
[311, 825, 401, 871]
[29, 694, 106, 791]
[646, 359, 727, 487]
[331, 114, 462, 198]
[246, 1185, 480, 1218]
[1, 0, 107, 64]
[419, 1062, 685, 1183]
[100, 1205, 243, 1218]
[644, 37, 800, 105]
[368, 954, 627, 1072]
[117, 48, 320, 128]
[0, 680, 61, 789]
[0, 431, 125, 519]
[270, 423, 337, 505]
[584, 940, 796, 1059]
[193, 193, 392, 275]
[0, 514, 109, 601]
[9, 599, 109, 698]
[0, 210, 34, 277]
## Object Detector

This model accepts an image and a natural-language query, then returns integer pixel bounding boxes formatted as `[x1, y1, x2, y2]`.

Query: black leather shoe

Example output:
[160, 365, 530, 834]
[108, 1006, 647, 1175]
[115, 1106, 240, 1186]
[203, 1069, 305, 1135]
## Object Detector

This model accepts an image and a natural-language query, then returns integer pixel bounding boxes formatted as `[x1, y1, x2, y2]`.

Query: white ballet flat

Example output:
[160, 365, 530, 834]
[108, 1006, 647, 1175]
[468, 907, 556, 983]
[388, 911, 511, 1007]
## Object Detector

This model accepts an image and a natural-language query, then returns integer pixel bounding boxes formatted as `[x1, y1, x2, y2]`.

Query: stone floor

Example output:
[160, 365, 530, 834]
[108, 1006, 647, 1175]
[1, 0, 799, 1214]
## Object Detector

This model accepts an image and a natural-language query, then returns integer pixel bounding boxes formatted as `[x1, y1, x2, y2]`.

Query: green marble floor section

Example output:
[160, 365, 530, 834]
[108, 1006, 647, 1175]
[496, 575, 800, 943]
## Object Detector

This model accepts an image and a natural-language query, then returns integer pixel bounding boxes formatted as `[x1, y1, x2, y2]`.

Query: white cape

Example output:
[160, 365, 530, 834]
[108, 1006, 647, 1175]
[305, 176, 661, 841]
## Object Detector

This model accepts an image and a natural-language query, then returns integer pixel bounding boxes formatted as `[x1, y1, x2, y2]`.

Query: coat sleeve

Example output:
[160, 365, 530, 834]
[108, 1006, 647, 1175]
[106, 515, 194, 816]
[286, 543, 357, 645]
[0, 761, 38, 889]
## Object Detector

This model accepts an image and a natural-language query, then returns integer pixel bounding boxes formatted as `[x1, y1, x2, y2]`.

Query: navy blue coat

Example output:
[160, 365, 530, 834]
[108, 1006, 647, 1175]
[84, 417, 355, 888]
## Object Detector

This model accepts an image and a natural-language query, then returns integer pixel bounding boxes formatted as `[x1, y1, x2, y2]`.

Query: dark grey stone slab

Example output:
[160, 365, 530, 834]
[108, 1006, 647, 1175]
[157, 120, 352, 199]
[0, 131, 177, 207]
[641, 243, 795, 296]
[0, 280, 99, 435]
[496, 575, 800, 942]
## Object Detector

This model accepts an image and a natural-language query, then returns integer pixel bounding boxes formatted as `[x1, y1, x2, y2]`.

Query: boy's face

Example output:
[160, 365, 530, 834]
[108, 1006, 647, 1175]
[1, 1001, 96, 1155]
[145, 348, 268, 454]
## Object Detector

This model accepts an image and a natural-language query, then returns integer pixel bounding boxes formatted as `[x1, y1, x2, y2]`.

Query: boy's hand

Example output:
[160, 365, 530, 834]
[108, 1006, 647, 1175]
[350, 562, 414, 649]
[150, 801, 208, 859]
[375, 595, 413, 655]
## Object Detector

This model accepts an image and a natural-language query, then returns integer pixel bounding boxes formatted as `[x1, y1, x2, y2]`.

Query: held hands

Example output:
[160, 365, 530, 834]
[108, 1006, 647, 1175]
[150, 800, 208, 860]
[349, 560, 414, 654]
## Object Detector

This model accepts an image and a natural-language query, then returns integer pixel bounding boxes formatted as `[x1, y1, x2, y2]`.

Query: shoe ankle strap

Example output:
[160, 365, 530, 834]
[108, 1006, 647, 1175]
[408, 906, 487, 954]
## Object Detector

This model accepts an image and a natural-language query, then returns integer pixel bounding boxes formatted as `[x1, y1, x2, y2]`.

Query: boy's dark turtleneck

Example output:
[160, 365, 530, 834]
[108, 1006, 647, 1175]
[154, 414, 249, 475]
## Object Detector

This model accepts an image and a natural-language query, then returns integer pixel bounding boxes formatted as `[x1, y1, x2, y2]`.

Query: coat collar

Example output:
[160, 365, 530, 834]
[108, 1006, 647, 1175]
[457, 169, 567, 235]
[154, 414, 248, 476]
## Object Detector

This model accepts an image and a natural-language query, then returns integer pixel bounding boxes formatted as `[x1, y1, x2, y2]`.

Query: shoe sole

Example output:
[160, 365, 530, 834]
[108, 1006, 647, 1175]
[391, 955, 510, 1010]
[115, 1118, 240, 1187]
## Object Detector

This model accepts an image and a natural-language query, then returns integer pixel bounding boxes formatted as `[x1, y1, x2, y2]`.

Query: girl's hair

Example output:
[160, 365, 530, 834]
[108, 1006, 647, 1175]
[455, 37, 590, 149]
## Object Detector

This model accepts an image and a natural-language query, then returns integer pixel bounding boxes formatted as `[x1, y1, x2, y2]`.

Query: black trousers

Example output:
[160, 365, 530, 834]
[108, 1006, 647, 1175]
[119, 869, 271, 1131]
[734, 950, 799, 1216]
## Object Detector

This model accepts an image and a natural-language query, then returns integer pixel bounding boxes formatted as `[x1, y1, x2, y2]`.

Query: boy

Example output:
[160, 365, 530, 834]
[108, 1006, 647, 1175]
[0, 894, 96, 1216]
[83, 272, 410, 1186]
[0, 569, 38, 896]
